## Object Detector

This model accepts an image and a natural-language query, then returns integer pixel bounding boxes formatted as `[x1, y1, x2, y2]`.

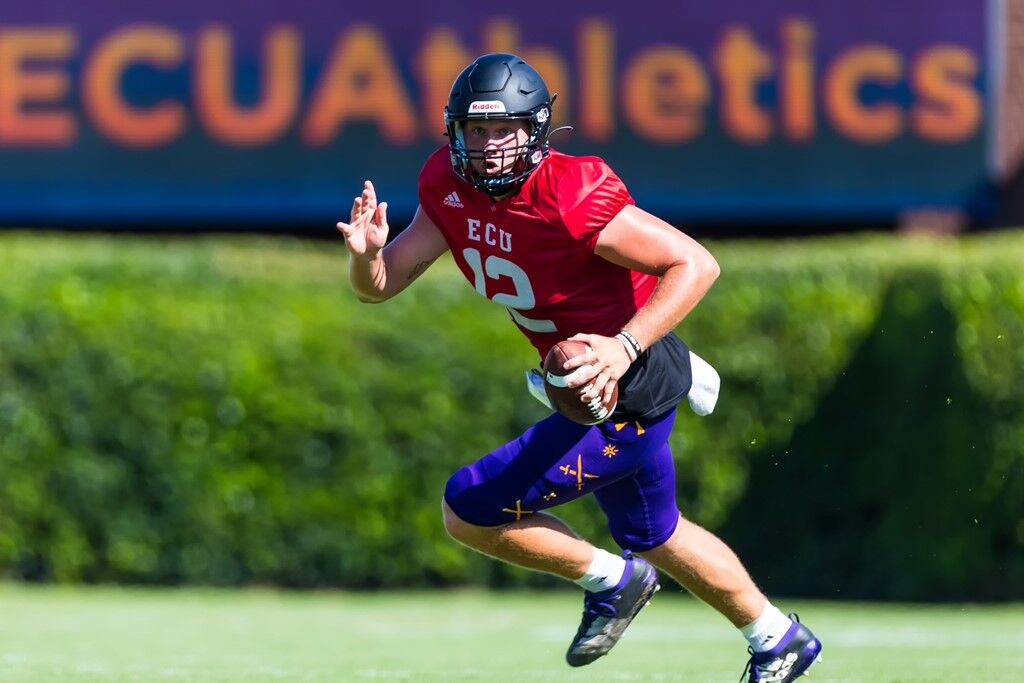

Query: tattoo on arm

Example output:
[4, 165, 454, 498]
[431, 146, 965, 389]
[407, 259, 436, 282]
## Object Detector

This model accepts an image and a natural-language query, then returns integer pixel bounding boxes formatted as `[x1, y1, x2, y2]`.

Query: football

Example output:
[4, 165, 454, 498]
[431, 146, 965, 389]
[543, 340, 619, 425]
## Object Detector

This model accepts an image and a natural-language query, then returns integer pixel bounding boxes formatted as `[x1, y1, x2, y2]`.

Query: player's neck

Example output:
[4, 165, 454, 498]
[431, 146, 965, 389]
[487, 183, 525, 202]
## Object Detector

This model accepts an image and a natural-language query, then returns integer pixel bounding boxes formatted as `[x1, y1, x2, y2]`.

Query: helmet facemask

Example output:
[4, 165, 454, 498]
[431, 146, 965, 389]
[445, 103, 553, 197]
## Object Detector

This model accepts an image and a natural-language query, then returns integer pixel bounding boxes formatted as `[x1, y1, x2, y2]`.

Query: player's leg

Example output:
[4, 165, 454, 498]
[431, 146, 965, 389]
[548, 412, 680, 667]
[441, 501, 593, 579]
[442, 412, 599, 579]
[442, 409, 675, 660]
[634, 501, 821, 680]
[596, 439, 822, 681]
[639, 513, 766, 626]
[443, 495, 659, 669]
[442, 410, 664, 581]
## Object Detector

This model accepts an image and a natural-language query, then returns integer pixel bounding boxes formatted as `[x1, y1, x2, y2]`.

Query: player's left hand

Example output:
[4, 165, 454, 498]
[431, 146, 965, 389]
[561, 333, 634, 406]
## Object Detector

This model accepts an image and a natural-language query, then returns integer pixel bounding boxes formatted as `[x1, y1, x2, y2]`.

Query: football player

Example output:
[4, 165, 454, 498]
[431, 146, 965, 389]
[337, 53, 822, 682]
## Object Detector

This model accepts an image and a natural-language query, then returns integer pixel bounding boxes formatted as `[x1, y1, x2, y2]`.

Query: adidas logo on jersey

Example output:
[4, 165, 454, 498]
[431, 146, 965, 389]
[443, 191, 464, 208]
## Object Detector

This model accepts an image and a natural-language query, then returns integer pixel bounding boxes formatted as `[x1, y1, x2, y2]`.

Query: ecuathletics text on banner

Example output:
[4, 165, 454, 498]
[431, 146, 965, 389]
[0, 0, 994, 225]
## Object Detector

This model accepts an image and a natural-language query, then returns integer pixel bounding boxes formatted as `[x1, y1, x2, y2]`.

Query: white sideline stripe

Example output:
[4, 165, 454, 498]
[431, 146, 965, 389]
[356, 670, 674, 681]
[531, 624, 1024, 647]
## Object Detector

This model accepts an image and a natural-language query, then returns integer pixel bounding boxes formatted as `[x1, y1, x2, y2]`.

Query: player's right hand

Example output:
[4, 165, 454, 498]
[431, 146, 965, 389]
[337, 180, 389, 260]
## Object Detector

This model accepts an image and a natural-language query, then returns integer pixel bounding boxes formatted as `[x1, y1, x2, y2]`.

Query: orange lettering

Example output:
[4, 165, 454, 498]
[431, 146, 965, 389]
[623, 46, 709, 143]
[911, 46, 981, 143]
[824, 46, 903, 144]
[714, 26, 773, 143]
[482, 20, 517, 54]
[415, 28, 472, 142]
[302, 26, 416, 145]
[0, 27, 76, 146]
[195, 25, 300, 147]
[579, 19, 614, 142]
[781, 18, 815, 141]
[82, 25, 186, 148]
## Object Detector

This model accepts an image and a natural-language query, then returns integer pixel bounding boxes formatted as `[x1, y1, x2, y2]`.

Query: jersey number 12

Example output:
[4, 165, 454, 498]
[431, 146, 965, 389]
[462, 247, 557, 333]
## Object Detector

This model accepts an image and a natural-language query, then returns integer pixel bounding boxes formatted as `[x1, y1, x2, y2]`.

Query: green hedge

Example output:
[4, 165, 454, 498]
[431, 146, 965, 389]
[0, 232, 1020, 599]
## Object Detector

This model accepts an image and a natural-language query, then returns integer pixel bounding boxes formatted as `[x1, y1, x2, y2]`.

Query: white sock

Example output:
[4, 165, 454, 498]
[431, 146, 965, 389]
[573, 548, 627, 593]
[740, 603, 794, 652]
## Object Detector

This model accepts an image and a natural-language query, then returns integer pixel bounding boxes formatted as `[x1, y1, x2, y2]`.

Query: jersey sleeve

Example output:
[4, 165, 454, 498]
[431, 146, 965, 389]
[417, 147, 449, 230]
[556, 159, 635, 248]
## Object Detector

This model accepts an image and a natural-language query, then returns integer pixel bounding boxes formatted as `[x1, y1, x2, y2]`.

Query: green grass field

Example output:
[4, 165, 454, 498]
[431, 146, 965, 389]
[0, 584, 1020, 682]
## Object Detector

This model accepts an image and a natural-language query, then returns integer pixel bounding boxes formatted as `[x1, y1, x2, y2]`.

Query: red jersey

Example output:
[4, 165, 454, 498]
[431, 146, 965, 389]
[418, 146, 658, 360]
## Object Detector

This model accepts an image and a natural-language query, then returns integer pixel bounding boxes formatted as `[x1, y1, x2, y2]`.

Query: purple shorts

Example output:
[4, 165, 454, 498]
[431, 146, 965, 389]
[443, 408, 680, 552]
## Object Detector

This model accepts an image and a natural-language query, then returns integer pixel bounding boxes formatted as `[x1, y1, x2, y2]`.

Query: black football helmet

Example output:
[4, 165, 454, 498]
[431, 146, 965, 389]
[444, 53, 554, 196]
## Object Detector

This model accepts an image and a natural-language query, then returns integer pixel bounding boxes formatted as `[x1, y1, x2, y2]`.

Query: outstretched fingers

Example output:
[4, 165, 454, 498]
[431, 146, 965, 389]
[346, 180, 379, 227]
[338, 180, 389, 255]
[362, 180, 377, 212]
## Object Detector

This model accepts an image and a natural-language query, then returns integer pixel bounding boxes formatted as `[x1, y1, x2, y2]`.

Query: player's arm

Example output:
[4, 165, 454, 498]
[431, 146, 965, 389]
[595, 204, 720, 348]
[337, 180, 450, 303]
[564, 204, 720, 402]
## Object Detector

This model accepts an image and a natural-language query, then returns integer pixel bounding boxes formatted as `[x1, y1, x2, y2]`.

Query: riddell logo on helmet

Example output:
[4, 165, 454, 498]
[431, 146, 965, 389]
[469, 101, 507, 113]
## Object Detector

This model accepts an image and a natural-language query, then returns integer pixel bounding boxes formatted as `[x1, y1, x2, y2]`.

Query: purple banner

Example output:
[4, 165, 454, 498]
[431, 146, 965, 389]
[0, 0, 994, 225]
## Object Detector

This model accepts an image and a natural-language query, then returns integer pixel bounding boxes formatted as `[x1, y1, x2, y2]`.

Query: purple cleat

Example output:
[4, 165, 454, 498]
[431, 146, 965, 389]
[740, 613, 823, 682]
[565, 551, 660, 667]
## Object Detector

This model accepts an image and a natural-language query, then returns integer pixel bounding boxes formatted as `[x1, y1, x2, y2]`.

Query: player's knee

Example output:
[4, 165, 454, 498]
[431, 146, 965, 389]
[443, 465, 510, 547]
[443, 466, 485, 540]
[609, 510, 681, 553]
[442, 498, 502, 550]
[441, 498, 474, 542]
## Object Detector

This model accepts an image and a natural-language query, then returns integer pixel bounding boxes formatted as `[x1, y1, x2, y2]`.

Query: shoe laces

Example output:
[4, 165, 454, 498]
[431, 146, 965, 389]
[738, 612, 802, 682]
[739, 649, 755, 683]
